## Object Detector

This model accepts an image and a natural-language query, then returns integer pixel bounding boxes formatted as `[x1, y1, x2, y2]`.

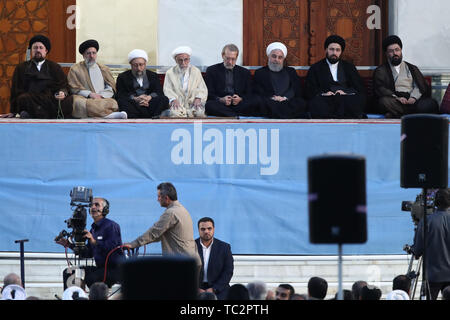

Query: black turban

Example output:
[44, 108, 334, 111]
[29, 35, 51, 52]
[382, 35, 403, 52]
[79, 39, 99, 55]
[324, 35, 346, 51]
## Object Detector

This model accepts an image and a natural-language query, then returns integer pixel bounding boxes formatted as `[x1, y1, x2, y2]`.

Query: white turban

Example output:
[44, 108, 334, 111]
[1, 285, 27, 300]
[128, 49, 148, 63]
[172, 46, 192, 59]
[386, 290, 409, 300]
[63, 286, 88, 300]
[266, 42, 287, 58]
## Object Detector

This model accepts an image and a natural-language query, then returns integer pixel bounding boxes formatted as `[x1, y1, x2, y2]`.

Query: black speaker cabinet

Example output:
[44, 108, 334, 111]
[401, 114, 448, 188]
[120, 256, 198, 300]
[308, 154, 367, 244]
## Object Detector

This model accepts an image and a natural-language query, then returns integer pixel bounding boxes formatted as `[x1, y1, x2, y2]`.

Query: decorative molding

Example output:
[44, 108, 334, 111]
[263, 0, 302, 65]
[326, 0, 366, 65]
[308, 0, 320, 65]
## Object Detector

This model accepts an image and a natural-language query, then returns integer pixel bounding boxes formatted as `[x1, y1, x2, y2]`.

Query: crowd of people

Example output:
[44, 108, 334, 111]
[0, 34, 444, 120]
[2, 271, 450, 301]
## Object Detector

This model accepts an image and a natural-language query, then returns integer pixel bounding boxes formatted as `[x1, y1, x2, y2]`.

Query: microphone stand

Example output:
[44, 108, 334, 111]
[419, 188, 430, 300]
[14, 239, 29, 289]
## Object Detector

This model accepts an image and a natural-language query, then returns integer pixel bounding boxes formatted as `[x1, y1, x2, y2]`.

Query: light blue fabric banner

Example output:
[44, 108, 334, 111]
[0, 121, 447, 255]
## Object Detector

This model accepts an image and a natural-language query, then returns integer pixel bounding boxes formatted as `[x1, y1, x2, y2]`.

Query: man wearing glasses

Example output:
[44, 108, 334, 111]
[205, 44, 260, 117]
[68, 40, 123, 119]
[116, 49, 169, 118]
[373, 35, 439, 118]
[163, 46, 208, 118]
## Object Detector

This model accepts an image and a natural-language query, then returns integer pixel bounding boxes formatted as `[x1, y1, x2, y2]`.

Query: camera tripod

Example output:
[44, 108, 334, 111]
[404, 244, 422, 300]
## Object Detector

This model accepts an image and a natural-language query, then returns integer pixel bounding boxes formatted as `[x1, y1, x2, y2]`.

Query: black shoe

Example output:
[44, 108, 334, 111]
[20, 111, 31, 119]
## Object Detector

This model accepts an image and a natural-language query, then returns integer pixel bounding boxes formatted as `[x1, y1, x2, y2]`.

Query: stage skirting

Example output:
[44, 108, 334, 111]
[0, 119, 447, 255]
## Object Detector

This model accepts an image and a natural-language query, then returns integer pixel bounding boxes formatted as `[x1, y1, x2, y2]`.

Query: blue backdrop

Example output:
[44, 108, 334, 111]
[0, 120, 447, 255]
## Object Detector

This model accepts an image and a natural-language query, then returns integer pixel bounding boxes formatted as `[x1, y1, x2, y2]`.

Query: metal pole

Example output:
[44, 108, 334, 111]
[14, 239, 29, 289]
[420, 188, 430, 300]
[338, 243, 343, 300]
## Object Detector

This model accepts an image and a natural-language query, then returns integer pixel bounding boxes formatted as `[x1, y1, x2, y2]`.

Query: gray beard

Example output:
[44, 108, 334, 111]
[224, 63, 234, 70]
[85, 59, 96, 68]
[132, 70, 144, 78]
[179, 65, 189, 73]
[268, 62, 283, 72]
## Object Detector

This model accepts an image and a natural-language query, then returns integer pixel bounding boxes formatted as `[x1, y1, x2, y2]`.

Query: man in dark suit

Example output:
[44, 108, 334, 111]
[305, 35, 366, 119]
[205, 44, 260, 117]
[196, 217, 234, 300]
[116, 49, 169, 118]
[253, 42, 308, 119]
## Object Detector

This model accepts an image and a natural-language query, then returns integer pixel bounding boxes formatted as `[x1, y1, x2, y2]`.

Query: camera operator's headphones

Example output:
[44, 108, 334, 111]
[435, 189, 450, 208]
[102, 198, 110, 216]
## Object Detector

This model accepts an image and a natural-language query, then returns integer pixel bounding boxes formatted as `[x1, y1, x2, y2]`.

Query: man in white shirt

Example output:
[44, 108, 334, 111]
[68, 40, 126, 119]
[195, 217, 234, 300]
[305, 35, 366, 119]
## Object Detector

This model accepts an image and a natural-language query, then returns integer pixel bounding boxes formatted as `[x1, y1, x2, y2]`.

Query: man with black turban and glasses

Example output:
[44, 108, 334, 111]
[373, 35, 438, 118]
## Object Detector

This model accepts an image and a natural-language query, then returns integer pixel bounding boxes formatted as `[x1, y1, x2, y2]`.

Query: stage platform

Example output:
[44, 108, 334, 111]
[2, 117, 448, 257]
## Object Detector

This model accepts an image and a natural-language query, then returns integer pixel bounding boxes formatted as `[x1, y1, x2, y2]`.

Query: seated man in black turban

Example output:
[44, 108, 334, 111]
[373, 35, 438, 118]
[5, 35, 73, 119]
[305, 35, 366, 119]
[67, 39, 125, 119]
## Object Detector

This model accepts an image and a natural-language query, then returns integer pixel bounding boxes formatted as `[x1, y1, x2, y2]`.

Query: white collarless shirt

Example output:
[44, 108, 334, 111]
[326, 59, 339, 82]
[200, 239, 213, 282]
[34, 60, 45, 71]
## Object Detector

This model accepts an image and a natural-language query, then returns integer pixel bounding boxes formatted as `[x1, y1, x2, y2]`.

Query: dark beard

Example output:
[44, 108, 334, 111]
[326, 55, 340, 65]
[32, 55, 45, 63]
[390, 55, 402, 66]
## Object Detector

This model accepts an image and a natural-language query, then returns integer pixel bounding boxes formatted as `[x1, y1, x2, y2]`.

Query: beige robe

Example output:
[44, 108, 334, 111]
[163, 65, 208, 117]
[391, 61, 422, 101]
[68, 62, 118, 118]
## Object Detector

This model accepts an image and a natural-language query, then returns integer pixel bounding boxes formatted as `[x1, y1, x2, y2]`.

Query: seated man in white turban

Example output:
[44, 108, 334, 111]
[116, 49, 169, 118]
[253, 42, 308, 119]
[68, 40, 126, 119]
[163, 46, 208, 118]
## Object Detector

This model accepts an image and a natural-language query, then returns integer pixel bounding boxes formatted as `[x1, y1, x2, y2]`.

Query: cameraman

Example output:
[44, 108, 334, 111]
[411, 188, 450, 299]
[56, 197, 124, 288]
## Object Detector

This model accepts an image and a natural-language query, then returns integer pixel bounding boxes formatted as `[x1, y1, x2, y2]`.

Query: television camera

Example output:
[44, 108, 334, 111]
[401, 189, 437, 225]
[55, 187, 93, 255]
[401, 189, 437, 299]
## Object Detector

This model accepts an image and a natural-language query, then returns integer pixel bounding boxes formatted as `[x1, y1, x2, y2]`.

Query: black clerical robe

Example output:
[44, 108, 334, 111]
[10, 60, 73, 118]
[116, 69, 169, 118]
[305, 58, 366, 119]
[253, 66, 308, 119]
